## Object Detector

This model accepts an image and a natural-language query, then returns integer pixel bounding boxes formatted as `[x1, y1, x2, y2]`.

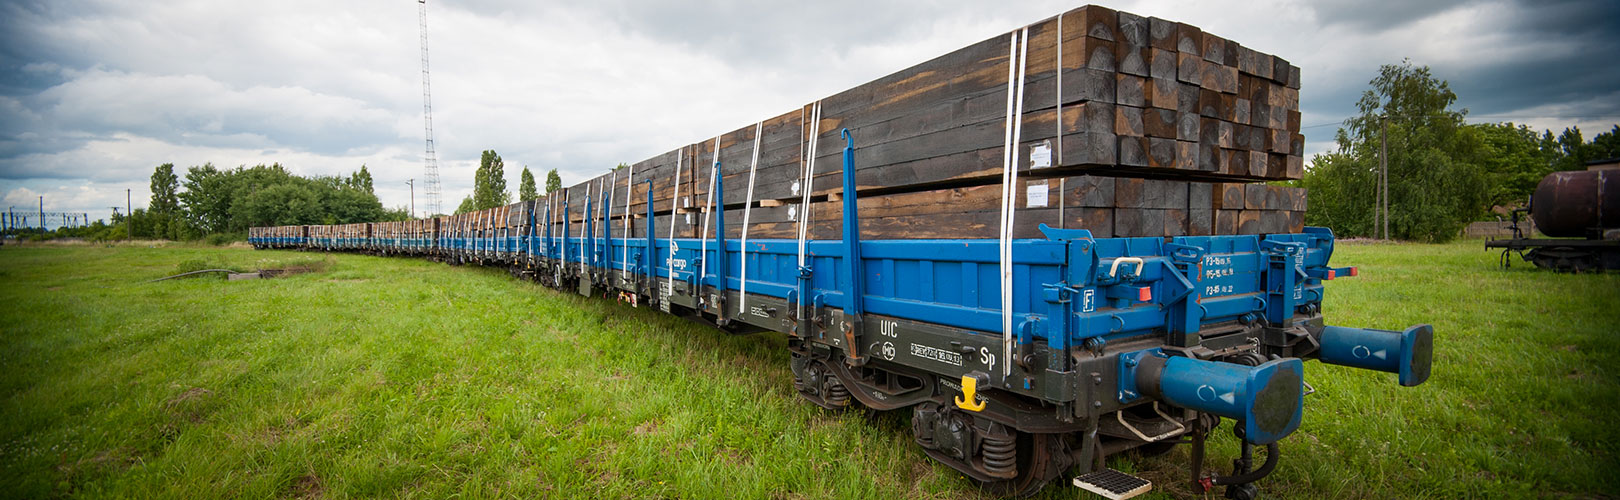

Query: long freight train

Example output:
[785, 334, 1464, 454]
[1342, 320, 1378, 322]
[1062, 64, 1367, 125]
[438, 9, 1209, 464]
[250, 135, 1431, 498]
[254, 4, 1434, 496]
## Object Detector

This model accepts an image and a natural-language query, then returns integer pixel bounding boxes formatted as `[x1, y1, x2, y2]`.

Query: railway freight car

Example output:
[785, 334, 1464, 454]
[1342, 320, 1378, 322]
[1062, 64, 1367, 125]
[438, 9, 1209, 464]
[250, 139, 1430, 497]
[252, 5, 1432, 498]
[1487, 169, 1620, 272]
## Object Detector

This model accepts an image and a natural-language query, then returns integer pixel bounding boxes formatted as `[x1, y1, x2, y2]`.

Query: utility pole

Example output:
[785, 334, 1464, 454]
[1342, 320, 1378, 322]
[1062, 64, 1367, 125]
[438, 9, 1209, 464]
[38, 196, 44, 231]
[126, 189, 132, 240]
[1380, 116, 1389, 240]
[407, 178, 416, 219]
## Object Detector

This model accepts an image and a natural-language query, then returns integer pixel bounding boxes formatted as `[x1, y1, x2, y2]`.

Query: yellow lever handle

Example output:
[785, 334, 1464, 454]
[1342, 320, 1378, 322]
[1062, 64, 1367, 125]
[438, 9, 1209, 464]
[955, 374, 987, 412]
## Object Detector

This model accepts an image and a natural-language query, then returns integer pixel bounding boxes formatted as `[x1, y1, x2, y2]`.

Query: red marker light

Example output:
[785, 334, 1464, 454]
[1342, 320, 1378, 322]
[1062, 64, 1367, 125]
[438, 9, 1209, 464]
[1326, 270, 1336, 280]
[1138, 287, 1152, 302]
[1349, 267, 1359, 277]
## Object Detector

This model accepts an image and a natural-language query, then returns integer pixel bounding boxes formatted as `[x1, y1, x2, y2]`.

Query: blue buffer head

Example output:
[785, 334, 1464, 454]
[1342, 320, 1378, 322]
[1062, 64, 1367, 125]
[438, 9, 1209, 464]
[1318, 324, 1434, 387]
[1129, 352, 1305, 445]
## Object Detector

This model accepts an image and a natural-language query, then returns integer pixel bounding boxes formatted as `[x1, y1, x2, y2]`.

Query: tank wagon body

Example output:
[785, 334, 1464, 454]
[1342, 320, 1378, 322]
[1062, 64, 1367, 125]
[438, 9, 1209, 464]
[251, 5, 1434, 496]
[1487, 169, 1620, 272]
[249, 137, 1430, 497]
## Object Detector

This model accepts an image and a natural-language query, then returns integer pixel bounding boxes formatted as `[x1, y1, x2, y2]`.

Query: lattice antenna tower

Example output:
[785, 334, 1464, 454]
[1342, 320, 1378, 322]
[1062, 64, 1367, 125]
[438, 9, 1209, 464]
[418, 0, 442, 216]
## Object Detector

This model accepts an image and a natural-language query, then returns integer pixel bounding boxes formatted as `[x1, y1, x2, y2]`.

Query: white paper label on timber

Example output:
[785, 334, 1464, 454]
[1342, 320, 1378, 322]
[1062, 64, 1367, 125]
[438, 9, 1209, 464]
[791, 180, 801, 195]
[787, 205, 798, 221]
[1026, 181, 1049, 208]
[1030, 141, 1053, 169]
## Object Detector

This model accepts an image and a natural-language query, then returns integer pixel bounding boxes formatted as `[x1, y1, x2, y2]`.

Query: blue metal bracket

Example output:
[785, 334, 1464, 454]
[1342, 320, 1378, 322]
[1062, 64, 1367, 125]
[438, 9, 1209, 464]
[794, 264, 812, 328]
[1162, 242, 1206, 344]
[561, 193, 570, 268]
[589, 185, 602, 268]
[714, 162, 729, 323]
[1040, 281, 1079, 353]
[839, 128, 865, 361]
[602, 176, 613, 276]
[1037, 224, 1094, 241]
[542, 201, 552, 261]
[644, 180, 655, 295]
[1303, 226, 1336, 256]
[1116, 348, 1161, 403]
[1261, 239, 1306, 326]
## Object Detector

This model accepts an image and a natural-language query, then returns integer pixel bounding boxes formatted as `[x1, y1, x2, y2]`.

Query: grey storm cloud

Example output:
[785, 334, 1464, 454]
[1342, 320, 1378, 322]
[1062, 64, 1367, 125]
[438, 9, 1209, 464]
[1299, 0, 1620, 122]
[1, 0, 1617, 221]
[1306, 0, 1485, 32]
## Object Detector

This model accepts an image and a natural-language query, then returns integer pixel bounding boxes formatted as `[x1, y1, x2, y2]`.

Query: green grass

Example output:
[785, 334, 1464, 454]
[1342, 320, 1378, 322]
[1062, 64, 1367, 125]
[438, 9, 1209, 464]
[0, 241, 1615, 498]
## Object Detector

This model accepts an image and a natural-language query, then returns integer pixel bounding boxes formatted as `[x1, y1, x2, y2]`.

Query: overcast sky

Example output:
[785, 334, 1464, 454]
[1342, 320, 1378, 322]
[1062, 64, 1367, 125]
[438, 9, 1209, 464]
[2, 0, 1617, 225]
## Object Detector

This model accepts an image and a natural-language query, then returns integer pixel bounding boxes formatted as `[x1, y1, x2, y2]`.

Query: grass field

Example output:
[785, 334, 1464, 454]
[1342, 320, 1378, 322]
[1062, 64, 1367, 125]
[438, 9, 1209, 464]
[0, 240, 1615, 499]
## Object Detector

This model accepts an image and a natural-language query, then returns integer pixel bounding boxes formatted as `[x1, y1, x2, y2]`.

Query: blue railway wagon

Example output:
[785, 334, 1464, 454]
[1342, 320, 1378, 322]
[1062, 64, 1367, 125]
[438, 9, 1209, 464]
[253, 131, 1431, 497]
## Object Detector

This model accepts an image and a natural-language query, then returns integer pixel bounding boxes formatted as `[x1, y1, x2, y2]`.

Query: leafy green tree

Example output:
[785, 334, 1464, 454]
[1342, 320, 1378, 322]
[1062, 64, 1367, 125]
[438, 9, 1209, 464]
[1471, 123, 1560, 207]
[379, 206, 411, 221]
[455, 195, 476, 215]
[519, 167, 538, 201]
[1591, 125, 1620, 160]
[545, 168, 562, 194]
[179, 163, 232, 234]
[149, 163, 180, 239]
[127, 209, 147, 239]
[473, 150, 510, 210]
[180, 162, 387, 234]
[1552, 125, 1620, 171]
[349, 165, 375, 194]
[315, 173, 386, 224]
[235, 182, 322, 227]
[1303, 60, 1485, 242]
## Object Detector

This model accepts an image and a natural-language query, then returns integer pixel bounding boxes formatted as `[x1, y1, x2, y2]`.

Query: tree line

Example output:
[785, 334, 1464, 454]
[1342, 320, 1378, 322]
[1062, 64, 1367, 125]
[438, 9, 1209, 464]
[84, 163, 402, 242]
[88, 148, 568, 242]
[1300, 60, 1618, 242]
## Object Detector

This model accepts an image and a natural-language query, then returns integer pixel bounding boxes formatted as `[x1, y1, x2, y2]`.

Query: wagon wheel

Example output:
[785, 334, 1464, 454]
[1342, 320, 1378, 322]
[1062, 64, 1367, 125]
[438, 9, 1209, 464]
[974, 432, 1063, 498]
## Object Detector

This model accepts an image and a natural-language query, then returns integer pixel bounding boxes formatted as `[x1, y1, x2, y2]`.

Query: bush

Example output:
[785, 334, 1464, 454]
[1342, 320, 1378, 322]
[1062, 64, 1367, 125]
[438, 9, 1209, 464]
[204, 232, 244, 246]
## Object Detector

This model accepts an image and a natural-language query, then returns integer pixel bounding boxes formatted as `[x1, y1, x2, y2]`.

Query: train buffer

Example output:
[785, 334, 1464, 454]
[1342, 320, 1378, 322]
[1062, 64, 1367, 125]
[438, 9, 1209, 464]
[1074, 468, 1152, 499]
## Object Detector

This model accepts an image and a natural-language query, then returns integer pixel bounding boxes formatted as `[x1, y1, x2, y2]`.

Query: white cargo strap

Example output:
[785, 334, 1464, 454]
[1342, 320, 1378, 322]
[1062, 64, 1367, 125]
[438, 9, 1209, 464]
[739, 121, 763, 315]
[552, 196, 561, 280]
[666, 147, 684, 298]
[580, 183, 590, 276]
[699, 136, 720, 293]
[999, 27, 1030, 377]
[796, 101, 821, 270]
[622, 163, 634, 282]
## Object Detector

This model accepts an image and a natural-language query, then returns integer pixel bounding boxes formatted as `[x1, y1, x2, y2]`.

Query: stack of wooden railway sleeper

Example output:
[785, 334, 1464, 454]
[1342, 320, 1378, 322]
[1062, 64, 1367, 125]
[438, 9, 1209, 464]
[546, 5, 1305, 247]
